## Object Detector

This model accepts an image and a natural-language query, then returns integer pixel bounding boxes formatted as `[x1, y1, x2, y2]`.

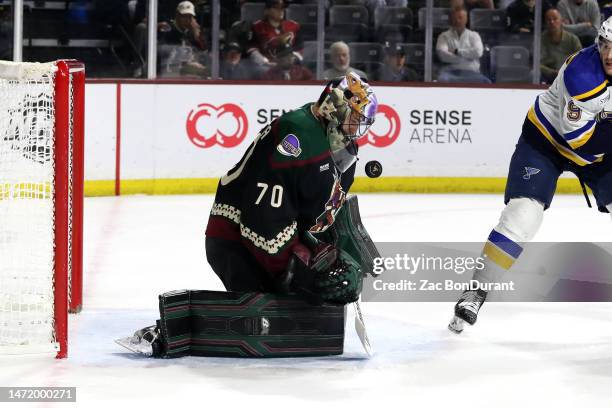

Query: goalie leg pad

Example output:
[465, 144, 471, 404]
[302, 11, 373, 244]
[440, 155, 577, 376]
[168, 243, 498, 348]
[156, 290, 346, 358]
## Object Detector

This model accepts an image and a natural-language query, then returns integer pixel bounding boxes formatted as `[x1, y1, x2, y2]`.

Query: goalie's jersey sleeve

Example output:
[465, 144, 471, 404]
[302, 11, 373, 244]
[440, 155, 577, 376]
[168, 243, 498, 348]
[528, 45, 612, 166]
[205, 103, 354, 276]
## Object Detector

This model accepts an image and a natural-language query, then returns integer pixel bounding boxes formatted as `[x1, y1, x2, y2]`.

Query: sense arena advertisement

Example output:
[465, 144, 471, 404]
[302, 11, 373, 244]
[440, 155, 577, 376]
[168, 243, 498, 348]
[84, 83, 544, 182]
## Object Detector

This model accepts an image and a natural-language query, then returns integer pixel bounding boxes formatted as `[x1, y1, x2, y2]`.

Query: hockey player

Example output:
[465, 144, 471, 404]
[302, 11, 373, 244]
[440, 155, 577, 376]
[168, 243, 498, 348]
[205, 72, 378, 305]
[116, 74, 379, 358]
[449, 17, 612, 334]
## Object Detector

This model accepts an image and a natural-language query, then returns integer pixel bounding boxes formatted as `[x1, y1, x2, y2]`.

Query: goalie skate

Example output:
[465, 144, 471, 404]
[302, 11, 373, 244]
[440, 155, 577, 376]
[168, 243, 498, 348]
[115, 325, 161, 357]
[448, 289, 487, 334]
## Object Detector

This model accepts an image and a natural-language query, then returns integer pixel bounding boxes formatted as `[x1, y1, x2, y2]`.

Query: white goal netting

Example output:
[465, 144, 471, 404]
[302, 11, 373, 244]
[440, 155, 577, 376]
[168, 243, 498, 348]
[0, 61, 61, 354]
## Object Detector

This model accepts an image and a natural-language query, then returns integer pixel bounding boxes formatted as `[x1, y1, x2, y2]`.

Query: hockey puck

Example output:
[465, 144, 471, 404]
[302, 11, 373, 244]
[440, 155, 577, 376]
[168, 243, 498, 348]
[365, 160, 382, 178]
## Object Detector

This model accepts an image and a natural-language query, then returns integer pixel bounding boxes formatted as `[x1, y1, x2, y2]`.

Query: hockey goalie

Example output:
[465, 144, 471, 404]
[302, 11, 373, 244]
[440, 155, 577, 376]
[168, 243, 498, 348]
[117, 73, 380, 358]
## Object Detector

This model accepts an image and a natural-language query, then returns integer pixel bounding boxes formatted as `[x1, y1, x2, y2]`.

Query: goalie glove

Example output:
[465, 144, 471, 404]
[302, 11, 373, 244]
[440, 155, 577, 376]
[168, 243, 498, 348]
[313, 250, 362, 305]
[278, 239, 362, 305]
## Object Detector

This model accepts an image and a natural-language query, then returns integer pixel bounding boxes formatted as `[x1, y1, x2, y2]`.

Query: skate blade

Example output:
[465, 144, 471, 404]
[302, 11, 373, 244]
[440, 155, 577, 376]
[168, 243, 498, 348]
[115, 336, 153, 356]
[448, 316, 466, 334]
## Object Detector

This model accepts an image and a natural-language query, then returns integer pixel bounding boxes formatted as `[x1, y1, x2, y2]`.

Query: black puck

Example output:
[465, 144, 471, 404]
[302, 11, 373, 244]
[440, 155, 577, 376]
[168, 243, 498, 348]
[365, 160, 382, 178]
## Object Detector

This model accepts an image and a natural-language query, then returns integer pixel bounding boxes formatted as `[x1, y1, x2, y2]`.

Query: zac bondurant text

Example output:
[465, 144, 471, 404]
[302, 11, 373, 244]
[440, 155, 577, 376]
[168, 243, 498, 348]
[372, 279, 516, 292]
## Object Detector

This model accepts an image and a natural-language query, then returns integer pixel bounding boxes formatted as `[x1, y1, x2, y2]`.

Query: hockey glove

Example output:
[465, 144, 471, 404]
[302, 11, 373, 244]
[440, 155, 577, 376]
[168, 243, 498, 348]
[280, 240, 362, 305]
[278, 241, 337, 304]
[313, 249, 362, 305]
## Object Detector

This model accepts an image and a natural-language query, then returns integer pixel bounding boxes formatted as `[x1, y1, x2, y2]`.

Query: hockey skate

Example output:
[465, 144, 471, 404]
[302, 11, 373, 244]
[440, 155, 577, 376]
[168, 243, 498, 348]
[115, 325, 162, 357]
[448, 289, 487, 334]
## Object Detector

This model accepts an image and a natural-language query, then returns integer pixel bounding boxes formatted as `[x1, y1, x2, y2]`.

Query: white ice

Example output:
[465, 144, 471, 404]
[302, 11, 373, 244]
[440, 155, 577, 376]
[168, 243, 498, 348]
[2, 193, 612, 408]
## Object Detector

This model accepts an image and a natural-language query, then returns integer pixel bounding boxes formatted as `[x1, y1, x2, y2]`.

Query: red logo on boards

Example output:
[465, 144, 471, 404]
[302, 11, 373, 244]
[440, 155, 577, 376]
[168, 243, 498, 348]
[186, 103, 248, 148]
[357, 104, 401, 148]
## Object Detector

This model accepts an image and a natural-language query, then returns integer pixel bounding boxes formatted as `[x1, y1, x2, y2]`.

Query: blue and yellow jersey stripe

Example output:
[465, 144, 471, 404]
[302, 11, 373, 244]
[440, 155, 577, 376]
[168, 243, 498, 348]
[564, 45, 608, 103]
[573, 80, 608, 102]
[527, 98, 604, 166]
[564, 51, 578, 66]
[564, 120, 596, 149]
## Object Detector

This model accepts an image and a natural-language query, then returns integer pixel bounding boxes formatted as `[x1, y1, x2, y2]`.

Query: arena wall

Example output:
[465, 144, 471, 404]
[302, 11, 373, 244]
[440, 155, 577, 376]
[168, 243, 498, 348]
[83, 82, 584, 196]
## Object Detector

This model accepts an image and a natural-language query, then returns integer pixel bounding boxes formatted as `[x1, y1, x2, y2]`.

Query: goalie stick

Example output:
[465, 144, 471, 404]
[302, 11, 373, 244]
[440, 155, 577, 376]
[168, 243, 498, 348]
[322, 195, 378, 358]
[353, 300, 373, 357]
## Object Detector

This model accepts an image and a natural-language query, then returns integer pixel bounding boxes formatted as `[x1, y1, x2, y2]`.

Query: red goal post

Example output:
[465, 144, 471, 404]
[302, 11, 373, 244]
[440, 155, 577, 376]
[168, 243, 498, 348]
[0, 60, 84, 358]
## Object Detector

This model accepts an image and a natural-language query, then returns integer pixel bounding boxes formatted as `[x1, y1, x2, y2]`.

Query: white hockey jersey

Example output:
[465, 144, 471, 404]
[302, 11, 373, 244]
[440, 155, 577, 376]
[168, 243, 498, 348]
[528, 44, 611, 166]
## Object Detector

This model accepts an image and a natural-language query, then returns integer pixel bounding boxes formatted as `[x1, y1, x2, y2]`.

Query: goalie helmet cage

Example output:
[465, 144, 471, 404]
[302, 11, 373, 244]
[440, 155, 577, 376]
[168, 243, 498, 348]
[0, 60, 84, 359]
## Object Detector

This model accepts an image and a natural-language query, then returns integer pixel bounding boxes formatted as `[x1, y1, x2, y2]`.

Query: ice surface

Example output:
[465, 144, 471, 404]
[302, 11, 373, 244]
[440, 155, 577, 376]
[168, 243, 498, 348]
[1, 193, 611, 408]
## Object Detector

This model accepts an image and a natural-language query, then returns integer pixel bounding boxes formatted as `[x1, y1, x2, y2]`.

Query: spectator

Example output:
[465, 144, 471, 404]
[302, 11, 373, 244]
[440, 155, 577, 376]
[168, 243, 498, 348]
[323, 41, 368, 80]
[220, 42, 252, 80]
[436, 7, 490, 83]
[158, 1, 206, 50]
[132, 1, 207, 77]
[157, 1, 208, 77]
[506, 0, 552, 33]
[133, 0, 180, 54]
[377, 43, 420, 81]
[227, 19, 254, 59]
[226, 19, 278, 77]
[133, 0, 177, 28]
[261, 42, 314, 80]
[248, 0, 302, 75]
[557, 0, 600, 45]
[541, 8, 582, 83]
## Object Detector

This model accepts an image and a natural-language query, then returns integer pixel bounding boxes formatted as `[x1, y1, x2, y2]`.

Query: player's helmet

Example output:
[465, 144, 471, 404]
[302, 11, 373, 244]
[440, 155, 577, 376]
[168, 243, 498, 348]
[597, 16, 612, 51]
[316, 73, 378, 173]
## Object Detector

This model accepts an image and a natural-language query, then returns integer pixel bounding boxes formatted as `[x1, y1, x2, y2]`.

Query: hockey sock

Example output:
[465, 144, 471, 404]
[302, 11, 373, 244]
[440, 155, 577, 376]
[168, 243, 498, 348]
[474, 229, 524, 284]
[473, 198, 543, 284]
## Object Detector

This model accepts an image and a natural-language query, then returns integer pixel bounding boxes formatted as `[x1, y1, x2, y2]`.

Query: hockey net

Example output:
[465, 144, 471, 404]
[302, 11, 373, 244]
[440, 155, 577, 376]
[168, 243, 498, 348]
[0, 60, 84, 358]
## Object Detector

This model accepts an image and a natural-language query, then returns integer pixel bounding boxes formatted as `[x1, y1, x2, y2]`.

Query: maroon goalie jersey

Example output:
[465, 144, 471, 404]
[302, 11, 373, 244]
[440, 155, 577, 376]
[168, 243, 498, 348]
[205, 104, 355, 276]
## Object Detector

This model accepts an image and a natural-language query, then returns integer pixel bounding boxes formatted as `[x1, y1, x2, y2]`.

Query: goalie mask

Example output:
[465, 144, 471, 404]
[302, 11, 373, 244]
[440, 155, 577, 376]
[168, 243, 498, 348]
[316, 73, 378, 173]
